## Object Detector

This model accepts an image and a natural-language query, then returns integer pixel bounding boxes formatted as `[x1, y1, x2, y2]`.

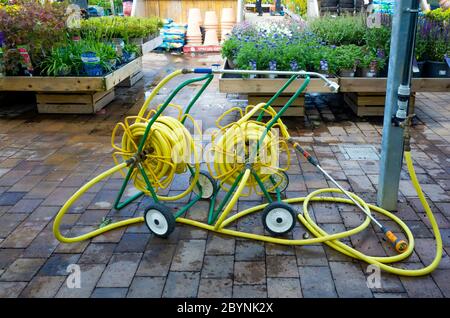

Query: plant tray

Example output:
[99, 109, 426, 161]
[0, 57, 142, 92]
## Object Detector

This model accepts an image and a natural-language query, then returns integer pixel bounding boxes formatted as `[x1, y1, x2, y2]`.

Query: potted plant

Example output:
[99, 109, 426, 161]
[330, 45, 363, 77]
[424, 37, 449, 78]
[123, 42, 139, 63]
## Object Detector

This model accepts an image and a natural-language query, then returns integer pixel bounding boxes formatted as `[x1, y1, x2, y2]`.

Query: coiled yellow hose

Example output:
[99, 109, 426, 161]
[53, 70, 442, 276]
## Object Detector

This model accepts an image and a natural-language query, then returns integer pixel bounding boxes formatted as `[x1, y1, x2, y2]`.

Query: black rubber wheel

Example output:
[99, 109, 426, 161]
[189, 170, 218, 199]
[144, 203, 176, 238]
[263, 171, 289, 194]
[262, 202, 297, 236]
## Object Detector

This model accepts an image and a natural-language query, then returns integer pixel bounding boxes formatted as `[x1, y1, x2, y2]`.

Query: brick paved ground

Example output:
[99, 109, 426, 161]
[0, 53, 449, 298]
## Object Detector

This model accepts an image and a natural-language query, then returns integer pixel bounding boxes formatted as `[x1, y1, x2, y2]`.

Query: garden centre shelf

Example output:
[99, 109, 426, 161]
[0, 57, 143, 114]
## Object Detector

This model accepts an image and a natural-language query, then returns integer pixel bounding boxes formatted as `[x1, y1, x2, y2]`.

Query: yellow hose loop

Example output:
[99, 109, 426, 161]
[53, 163, 145, 243]
[111, 114, 200, 201]
[137, 69, 183, 120]
[207, 119, 290, 196]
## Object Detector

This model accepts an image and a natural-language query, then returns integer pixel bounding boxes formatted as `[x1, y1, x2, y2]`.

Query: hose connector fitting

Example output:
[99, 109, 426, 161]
[392, 85, 411, 126]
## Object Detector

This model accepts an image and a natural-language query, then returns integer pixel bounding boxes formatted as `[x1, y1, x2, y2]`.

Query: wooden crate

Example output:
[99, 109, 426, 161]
[36, 89, 115, 114]
[118, 70, 144, 87]
[343, 92, 416, 117]
[248, 94, 305, 117]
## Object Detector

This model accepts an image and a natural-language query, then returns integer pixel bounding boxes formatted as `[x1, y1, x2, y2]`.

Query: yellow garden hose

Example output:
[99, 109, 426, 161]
[53, 69, 442, 277]
[177, 151, 442, 276]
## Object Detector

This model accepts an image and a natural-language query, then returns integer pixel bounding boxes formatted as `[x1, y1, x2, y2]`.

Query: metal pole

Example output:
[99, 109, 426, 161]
[237, 0, 244, 22]
[377, 0, 420, 210]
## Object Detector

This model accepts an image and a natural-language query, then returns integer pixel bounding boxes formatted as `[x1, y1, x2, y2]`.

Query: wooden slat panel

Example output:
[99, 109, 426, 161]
[0, 77, 104, 92]
[36, 89, 115, 114]
[254, 106, 304, 117]
[248, 95, 305, 107]
[340, 77, 450, 93]
[219, 78, 339, 94]
[104, 57, 143, 90]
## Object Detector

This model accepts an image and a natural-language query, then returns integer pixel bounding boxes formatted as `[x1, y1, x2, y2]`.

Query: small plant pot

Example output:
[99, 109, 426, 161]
[130, 38, 144, 46]
[339, 69, 355, 77]
[81, 52, 103, 76]
[58, 65, 71, 76]
[361, 68, 377, 78]
[423, 61, 450, 78]
[122, 51, 136, 63]
[413, 61, 426, 78]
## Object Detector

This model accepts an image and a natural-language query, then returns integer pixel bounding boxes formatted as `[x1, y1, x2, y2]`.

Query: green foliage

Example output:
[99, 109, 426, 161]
[78, 16, 163, 40]
[221, 37, 239, 61]
[308, 14, 367, 46]
[427, 38, 449, 61]
[364, 26, 391, 56]
[327, 45, 364, 74]
[426, 8, 450, 22]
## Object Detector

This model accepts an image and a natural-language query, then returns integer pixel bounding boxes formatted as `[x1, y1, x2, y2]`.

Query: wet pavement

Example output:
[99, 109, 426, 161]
[0, 53, 449, 298]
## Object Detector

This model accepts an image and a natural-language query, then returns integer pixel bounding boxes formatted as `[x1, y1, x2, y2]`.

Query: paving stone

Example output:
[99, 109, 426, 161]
[0, 221, 48, 248]
[79, 243, 116, 264]
[0, 213, 27, 238]
[198, 278, 233, 298]
[96, 253, 142, 288]
[0, 282, 28, 298]
[127, 277, 165, 298]
[201, 255, 234, 279]
[232, 284, 267, 298]
[267, 277, 302, 298]
[27, 206, 61, 222]
[295, 245, 328, 266]
[162, 271, 200, 298]
[373, 292, 408, 298]
[205, 233, 235, 255]
[76, 210, 109, 226]
[234, 261, 265, 285]
[170, 240, 205, 272]
[114, 233, 151, 253]
[235, 241, 265, 261]
[313, 203, 342, 223]
[298, 266, 337, 298]
[20, 276, 66, 298]
[0, 248, 23, 270]
[265, 243, 295, 256]
[266, 255, 298, 278]
[136, 244, 175, 276]
[1, 258, 45, 281]
[401, 273, 443, 298]
[329, 262, 373, 298]
[23, 226, 60, 258]
[56, 264, 106, 298]
[91, 287, 128, 298]
[38, 254, 81, 276]
[431, 269, 450, 297]
[41, 187, 79, 206]
[0, 192, 26, 206]
[92, 227, 126, 243]
[8, 199, 43, 213]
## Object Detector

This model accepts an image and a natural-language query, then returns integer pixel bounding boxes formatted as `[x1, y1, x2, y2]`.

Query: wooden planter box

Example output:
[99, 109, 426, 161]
[141, 36, 163, 54]
[340, 77, 450, 116]
[219, 60, 338, 117]
[0, 57, 142, 114]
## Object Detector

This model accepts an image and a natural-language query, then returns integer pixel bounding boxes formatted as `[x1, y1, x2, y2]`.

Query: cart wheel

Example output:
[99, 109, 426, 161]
[190, 170, 217, 199]
[144, 203, 176, 238]
[262, 202, 296, 236]
[263, 171, 289, 194]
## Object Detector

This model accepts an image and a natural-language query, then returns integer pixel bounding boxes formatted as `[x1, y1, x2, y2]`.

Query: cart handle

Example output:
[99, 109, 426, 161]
[190, 68, 340, 92]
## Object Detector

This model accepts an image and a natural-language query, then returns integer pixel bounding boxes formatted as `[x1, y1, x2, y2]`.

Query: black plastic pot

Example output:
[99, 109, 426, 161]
[413, 61, 425, 78]
[423, 61, 450, 78]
